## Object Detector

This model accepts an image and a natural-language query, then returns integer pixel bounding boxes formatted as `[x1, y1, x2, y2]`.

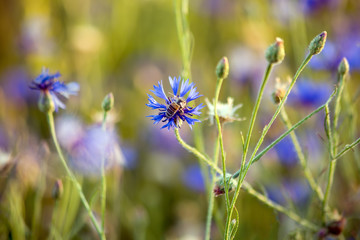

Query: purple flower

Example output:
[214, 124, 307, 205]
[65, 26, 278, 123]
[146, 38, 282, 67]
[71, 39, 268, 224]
[30, 68, 79, 111]
[146, 77, 204, 130]
[274, 136, 298, 167]
[266, 180, 311, 206]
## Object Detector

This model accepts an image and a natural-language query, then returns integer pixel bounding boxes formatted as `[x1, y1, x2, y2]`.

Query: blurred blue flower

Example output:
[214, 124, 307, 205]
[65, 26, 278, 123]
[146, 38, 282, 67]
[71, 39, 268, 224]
[288, 79, 332, 107]
[299, 0, 339, 15]
[274, 136, 298, 167]
[146, 76, 204, 130]
[182, 164, 206, 192]
[266, 179, 311, 206]
[56, 116, 124, 176]
[29, 68, 79, 111]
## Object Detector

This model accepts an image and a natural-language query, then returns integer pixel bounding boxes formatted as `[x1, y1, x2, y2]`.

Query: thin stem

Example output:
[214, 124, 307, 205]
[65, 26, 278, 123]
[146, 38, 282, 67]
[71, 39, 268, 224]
[242, 182, 319, 231]
[173, 128, 319, 232]
[334, 137, 360, 160]
[232, 90, 336, 176]
[280, 108, 324, 201]
[224, 62, 273, 239]
[213, 77, 230, 212]
[323, 73, 346, 221]
[229, 53, 314, 231]
[205, 135, 220, 240]
[46, 112, 104, 240]
[241, 63, 273, 171]
[100, 111, 108, 239]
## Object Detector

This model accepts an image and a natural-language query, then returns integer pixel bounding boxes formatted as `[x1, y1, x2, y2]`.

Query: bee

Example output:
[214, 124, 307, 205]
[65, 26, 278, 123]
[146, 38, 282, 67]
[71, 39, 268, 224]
[165, 96, 187, 119]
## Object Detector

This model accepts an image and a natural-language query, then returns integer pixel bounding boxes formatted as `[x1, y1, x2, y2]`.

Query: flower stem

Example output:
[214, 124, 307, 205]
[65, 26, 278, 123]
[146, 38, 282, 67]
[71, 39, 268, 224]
[228, 53, 313, 237]
[213, 77, 230, 212]
[46, 112, 105, 240]
[323, 72, 346, 221]
[279, 107, 324, 201]
[173, 128, 319, 232]
[242, 182, 319, 231]
[205, 135, 220, 240]
[100, 111, 108, 239]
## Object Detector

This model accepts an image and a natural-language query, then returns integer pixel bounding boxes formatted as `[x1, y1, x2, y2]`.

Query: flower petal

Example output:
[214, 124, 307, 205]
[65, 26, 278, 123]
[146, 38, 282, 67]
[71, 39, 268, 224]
[150, 81, 168, 101]
[169, 76, 181, 96]
[179, 79, 194, 98]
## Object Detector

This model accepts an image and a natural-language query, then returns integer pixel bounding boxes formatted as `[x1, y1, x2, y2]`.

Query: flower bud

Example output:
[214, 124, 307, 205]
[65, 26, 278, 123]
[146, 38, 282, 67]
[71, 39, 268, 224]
[309, 31, 327, 55]
[38, 92, 55, 113]
[213, 173, 234, 197]
[216, 57, 229, 79]
[338, 57, 349, 76]
[102, 92, 114, 112]
[265, 37, 285, 64]
[52, 179, 63, 200]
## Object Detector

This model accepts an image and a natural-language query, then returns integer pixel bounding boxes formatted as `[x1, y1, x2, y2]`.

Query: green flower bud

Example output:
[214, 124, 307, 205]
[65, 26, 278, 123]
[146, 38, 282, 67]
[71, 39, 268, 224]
[52, 179, 63, 200]
[265, 37, 285, 64]
[309, 31, 327, 55]
[338, 57, 349, 76]
[216, 57, 229, 79]
[38, 92, 55, 113]
[102, 92, 114, 112]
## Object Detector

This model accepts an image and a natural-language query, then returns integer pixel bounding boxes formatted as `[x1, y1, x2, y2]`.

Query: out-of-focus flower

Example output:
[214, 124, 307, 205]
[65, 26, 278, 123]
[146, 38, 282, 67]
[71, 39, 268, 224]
[56, 115, 124, 176]
[205, 97, 244, 125]
[30, 68, 79, 111]
[146, 77, 204, 130]
[265, 179, 310, 206]
[274, 136, 298, 167]
[272, 77, 290, 104]
[287, 79, 332, 107]
[182, 164, 206, 192]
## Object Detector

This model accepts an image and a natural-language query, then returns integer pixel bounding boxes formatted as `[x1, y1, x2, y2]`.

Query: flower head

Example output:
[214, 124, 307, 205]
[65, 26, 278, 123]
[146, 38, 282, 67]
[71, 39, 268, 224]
[146, 76, 204, 130]
[30, 68, 79, 111]
[205, 97, 244, 125]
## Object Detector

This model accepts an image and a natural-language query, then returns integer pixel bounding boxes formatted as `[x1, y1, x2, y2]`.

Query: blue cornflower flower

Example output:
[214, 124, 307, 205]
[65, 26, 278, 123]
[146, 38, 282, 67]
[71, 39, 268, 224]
[30, 68, 79, 111]
[146, 76, 204, 130]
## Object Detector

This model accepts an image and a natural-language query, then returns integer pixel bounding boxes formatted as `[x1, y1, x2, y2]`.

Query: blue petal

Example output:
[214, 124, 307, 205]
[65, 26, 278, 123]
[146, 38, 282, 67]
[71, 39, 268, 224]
[169, 76, 181, 96]
[147, 114, 165, 124]
[186, 87, 202, 102]
[185, 103, 204, 115]
[179, 79, 194, 98]
[150, 81, 168, 101]
[34, 68, 61, 84]
[146, 94, 167, 110]
[50, 92, 66, 111]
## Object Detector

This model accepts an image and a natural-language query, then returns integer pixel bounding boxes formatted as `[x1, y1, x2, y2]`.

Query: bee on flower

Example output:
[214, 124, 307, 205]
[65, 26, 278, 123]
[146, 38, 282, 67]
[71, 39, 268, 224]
[146, 76, 204, 130]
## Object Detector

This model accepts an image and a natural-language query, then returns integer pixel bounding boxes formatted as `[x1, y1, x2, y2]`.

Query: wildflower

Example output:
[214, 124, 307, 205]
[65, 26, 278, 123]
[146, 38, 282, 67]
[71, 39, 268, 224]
[205, 97, 244, 125]
[182, 164, 206, 192]
[146, 77, 204, 130]
[29, 68, 79, 112]
[272, 77, 290, 104]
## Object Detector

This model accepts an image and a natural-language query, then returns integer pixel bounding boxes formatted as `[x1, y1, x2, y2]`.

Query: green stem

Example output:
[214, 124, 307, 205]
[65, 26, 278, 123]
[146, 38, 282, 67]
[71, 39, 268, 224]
[323, 73, 346, 221]
[205, 135, 220, 240]
[213, 77, 230, 211]
[224, 62, 273, 239]
[280, 108, 324, 201]
[229, 53, 313, 232]
[100, 111, 108, 239]
[46, 112, 104, 240]
[241, 63, 273, 171]
[334, 137, 360, 160]
[242, 182, 319, 231]
[173, 128, 319, 232]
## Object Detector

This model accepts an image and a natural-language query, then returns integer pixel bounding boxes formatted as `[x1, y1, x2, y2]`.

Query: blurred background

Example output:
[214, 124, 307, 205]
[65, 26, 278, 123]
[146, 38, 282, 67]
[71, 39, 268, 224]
[0, 0, 360, 239]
